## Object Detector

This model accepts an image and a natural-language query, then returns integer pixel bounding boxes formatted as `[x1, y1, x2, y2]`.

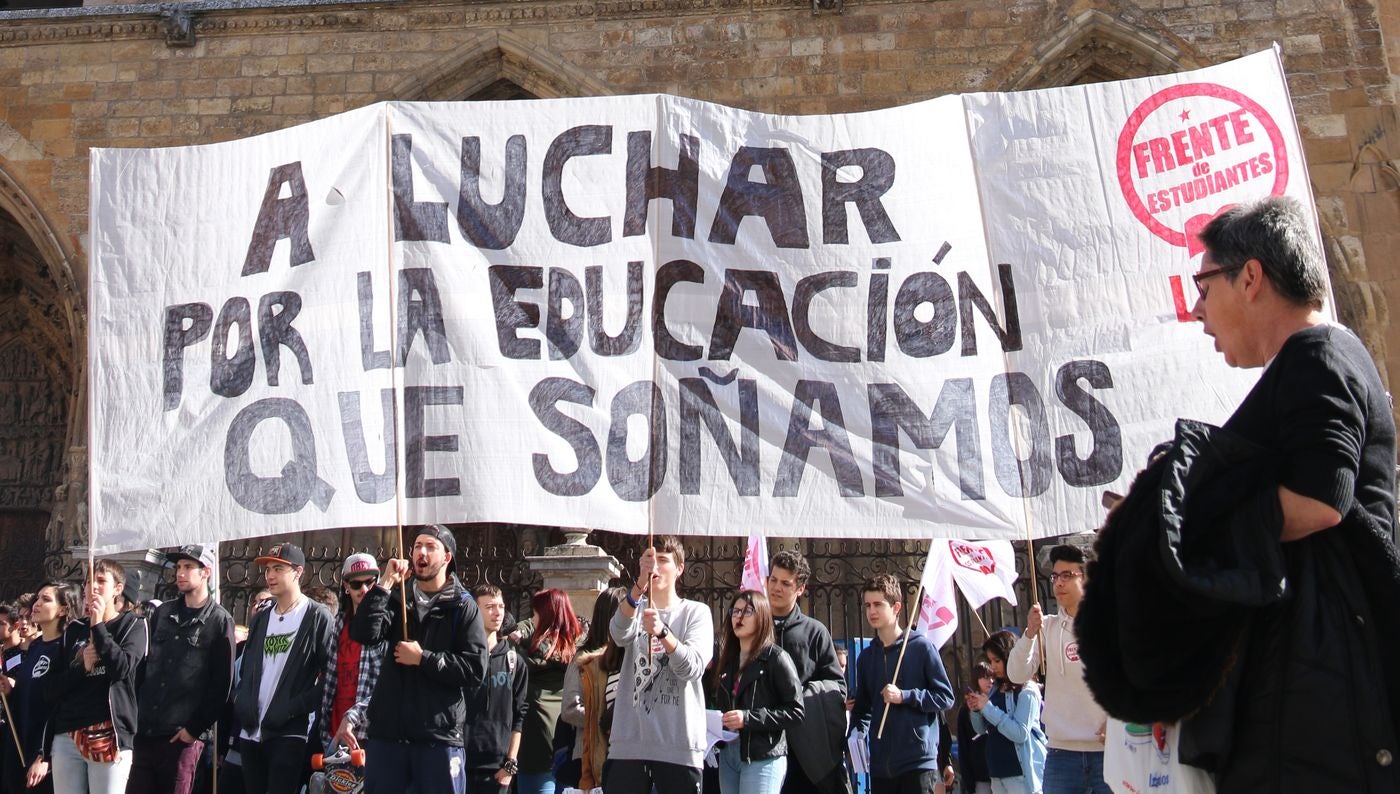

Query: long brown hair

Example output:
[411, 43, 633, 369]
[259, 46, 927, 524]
[982, 630, 1023, 694]
[711, 590, 775, 691]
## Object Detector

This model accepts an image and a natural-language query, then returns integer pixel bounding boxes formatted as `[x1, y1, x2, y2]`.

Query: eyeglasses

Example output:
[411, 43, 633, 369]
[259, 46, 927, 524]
[346, 578, 376, 591]
[1191, 264, 1242, 299]
[1048, 572, 1084, 583]
[730, 606, 756, 619]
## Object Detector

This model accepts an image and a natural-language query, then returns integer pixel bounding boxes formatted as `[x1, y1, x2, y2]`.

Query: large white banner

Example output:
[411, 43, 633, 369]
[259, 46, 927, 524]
[89, 49, 1317, 553]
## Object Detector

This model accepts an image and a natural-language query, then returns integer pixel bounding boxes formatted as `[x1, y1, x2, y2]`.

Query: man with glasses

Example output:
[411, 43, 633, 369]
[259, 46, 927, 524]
[1008, 544, 1107, 793]
[317, 553, 387, 758]
[1183, 196, 1399, 790]
[234, 542, 334, 794]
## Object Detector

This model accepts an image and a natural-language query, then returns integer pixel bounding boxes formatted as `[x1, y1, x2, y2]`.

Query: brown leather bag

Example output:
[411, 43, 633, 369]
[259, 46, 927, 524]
[70, 720, 118, 764]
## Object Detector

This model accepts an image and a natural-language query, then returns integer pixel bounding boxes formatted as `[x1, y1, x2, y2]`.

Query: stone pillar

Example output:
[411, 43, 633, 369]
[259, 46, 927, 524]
[525, 529, 622, 620]
[68, 545, 167, 603]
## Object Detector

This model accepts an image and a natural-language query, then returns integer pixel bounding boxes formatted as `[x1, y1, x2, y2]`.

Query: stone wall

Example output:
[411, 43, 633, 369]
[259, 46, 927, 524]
[0, 0, 1395, 546]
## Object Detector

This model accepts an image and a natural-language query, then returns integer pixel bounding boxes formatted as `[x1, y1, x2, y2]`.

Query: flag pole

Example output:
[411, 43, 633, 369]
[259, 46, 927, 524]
[876, 578, 925, 740]
[1026, 530, 1044, 676]
[212, 546, 220, 794]
[381, 122, 409, 644]
[0, 689, 22, 763]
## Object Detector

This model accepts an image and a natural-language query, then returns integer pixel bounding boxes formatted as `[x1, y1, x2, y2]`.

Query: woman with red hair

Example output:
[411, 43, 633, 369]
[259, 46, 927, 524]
[515, 588, 582, 794]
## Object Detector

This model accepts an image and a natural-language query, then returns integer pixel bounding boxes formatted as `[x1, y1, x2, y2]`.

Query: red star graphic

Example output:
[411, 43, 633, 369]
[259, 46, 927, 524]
[1179, 109, 1191, 122]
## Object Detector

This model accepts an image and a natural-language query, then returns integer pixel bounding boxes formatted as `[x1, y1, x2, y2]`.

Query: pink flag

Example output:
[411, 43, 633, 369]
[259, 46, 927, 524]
[917, 540, 959, 648]
[742, 532, 769, 593]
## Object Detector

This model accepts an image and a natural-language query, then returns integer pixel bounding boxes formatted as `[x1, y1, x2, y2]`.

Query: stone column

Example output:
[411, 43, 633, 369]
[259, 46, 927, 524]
[525, 529, 622, 620]
[68, 545, 167, 603]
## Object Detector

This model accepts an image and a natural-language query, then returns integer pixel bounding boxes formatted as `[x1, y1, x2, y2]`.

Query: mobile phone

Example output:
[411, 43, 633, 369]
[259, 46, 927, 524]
[1101, 491, 1123, 510]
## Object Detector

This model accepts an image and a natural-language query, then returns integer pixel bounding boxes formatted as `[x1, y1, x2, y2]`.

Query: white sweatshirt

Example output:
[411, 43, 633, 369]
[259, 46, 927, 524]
[1007, 611, 1106, 752]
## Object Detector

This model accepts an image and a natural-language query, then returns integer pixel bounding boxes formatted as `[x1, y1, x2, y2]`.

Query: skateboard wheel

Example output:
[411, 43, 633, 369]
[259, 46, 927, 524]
[311, 753, 325, 770]
[350, 749, 366, 766]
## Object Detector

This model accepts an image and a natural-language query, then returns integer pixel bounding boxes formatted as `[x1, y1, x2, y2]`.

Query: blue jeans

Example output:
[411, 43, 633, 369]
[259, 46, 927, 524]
[50, 734, 133, 794]
[514, 771, 555, 794]
[718, 743, 787, 794]
[989, 777, 1027, 794]
[363, 739, 465, 794]
[1042, 749, 1111, 794]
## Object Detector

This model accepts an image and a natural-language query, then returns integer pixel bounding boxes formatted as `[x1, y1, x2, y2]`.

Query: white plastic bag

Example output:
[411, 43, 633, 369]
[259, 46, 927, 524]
[1103, 719, 1215, 794]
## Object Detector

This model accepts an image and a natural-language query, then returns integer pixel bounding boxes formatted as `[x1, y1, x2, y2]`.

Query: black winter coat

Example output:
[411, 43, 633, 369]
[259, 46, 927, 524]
[713, 644, 805, 762]
[1078, 419, 1400, 792]
[350, 577, 488, 746]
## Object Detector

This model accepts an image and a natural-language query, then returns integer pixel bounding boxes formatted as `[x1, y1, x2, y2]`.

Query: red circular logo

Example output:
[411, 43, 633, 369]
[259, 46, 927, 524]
[1116, 83, 1288, 255]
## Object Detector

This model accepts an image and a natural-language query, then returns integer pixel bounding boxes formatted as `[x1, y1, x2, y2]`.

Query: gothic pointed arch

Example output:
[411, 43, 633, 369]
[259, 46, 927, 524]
[0, 163, 85, 568]
[387, 30, 619, 101]
[1002, 8, 1203, 90]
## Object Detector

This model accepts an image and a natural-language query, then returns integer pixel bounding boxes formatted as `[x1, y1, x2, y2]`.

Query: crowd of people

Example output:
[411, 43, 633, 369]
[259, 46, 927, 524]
[0, 528, 1107, 794]
[0, 195, 1396, 794]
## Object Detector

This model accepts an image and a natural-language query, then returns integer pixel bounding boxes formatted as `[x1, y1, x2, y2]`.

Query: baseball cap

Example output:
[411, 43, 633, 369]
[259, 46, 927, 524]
[340, 553, 380, 581]
[167, 544, 217, 570]
[414, 524, 457, 559]
[254, 542, 306, 569]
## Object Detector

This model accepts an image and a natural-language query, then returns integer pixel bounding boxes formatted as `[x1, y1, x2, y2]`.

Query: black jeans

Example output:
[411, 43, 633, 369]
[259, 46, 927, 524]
[871, 769, 939, 794]
[603, 759, 702, 794]
[464, 768, 507, 794]
[240, 736, 307, 794]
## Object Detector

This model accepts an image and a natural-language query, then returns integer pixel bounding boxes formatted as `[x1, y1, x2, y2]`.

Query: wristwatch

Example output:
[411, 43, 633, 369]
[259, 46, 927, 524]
[656, 625, 670, 641]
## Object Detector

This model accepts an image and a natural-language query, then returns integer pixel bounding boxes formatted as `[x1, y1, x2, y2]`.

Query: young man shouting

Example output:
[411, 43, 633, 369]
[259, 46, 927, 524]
[351, 524, 488, 794]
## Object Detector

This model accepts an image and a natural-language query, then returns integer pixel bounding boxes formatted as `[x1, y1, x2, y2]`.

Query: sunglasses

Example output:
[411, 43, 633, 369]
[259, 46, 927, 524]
[346, 578, 377, 591]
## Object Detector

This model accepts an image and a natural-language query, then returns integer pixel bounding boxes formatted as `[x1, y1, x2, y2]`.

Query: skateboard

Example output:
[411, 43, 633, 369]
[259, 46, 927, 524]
[309, 746, 367, 794]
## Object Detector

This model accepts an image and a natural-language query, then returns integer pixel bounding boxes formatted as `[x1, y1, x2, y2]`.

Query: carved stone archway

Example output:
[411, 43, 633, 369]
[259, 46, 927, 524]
[0, 164, 86, 595]
[386, 29, 619, 101]
[1002, 8, 1203, 90]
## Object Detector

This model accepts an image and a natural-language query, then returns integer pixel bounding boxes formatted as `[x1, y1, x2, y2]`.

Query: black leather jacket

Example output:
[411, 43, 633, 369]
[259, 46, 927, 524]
[713, 644, 805, 762]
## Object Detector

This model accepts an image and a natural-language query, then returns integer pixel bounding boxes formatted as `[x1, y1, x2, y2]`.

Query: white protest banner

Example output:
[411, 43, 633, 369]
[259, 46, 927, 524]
[89, 49, 1319, 553]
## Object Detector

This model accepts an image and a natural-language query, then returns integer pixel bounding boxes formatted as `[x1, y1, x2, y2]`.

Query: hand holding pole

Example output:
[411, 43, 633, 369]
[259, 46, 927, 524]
[876, 579, 925, 740]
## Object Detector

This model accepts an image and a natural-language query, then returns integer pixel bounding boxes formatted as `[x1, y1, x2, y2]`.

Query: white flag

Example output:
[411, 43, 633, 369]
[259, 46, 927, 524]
[742, 533, 769, 593]
[917, 540, 960, 648]
[943, 539, 1019, 609]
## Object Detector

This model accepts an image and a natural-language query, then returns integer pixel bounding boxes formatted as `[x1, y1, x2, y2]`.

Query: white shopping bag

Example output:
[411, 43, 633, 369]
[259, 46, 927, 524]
[1103, 719, 1215, 794]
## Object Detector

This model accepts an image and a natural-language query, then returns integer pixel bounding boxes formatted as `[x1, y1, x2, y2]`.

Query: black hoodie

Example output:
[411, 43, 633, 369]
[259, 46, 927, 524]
[465, 637, 529, 771]
[44, 611, 149, 753]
